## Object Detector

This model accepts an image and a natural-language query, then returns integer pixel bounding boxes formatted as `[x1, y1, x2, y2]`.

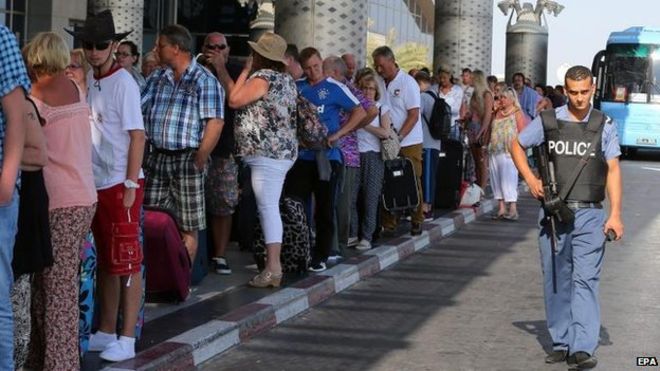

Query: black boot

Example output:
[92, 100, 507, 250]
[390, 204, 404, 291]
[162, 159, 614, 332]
[544, 350, 567, 363]
[566, 351, 598, 370]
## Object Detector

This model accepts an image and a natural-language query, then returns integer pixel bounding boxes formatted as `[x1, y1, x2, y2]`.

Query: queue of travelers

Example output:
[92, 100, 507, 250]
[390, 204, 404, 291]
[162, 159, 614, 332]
[0, 8, 557, 370]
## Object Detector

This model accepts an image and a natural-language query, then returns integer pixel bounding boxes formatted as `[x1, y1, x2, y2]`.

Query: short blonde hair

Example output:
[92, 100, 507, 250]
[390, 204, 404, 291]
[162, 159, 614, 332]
[500, 86, 522, 112]
[70, 48, 91, 76]
[23, 32, 70, 80]
[357, 73, 380, 101]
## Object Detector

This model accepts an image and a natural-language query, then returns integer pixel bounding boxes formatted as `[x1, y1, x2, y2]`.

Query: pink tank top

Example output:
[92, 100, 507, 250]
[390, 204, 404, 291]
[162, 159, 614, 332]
[31, 81, 97, 210]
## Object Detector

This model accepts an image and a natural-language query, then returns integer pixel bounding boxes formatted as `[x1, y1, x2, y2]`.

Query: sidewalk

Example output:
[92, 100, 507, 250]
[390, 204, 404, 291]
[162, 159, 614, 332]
[89, 200, 495, 371]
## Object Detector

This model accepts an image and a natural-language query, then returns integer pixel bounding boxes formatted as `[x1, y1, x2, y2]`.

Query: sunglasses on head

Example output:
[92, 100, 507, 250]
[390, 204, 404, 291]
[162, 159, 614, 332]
[204, 44, 227, 51]
[82, 41, 111, 50]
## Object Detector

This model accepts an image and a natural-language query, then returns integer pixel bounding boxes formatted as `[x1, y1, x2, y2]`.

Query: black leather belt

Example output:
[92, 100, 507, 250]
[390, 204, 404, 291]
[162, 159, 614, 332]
[565, 201, 602, 209]
[152, 146, 197, 155]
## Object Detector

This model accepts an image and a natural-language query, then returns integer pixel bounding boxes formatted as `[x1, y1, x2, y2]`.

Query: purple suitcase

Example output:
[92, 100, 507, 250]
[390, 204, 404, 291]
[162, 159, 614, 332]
[143, 207, 191, 303]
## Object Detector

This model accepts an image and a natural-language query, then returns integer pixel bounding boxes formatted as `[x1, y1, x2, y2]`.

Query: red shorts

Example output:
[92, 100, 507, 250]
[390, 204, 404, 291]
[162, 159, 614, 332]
[92, 180, 144, 275]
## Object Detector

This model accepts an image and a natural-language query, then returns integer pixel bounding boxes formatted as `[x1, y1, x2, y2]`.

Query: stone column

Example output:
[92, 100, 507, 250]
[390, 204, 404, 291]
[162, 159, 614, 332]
[274, 0, 368, 65]
[433, 0, 493, 75]
[88, 0, 144, 55]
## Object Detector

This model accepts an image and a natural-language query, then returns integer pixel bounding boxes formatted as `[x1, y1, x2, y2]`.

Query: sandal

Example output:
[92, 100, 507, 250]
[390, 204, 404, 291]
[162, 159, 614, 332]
[248, 270, 283, 288]
[503, 212, 519, 221]
[491, 212, 505, 220]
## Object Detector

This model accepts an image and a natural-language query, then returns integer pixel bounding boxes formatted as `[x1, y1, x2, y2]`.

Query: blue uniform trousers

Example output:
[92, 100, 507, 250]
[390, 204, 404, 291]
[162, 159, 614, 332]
[537, 207, 606, 356]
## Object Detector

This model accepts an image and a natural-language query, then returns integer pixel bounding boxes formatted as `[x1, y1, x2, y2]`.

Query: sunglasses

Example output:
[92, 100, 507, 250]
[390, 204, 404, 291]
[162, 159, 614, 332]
[82, 41, 111, 50]
[66, 64, 82, 70]
[204, 44, 227, 51]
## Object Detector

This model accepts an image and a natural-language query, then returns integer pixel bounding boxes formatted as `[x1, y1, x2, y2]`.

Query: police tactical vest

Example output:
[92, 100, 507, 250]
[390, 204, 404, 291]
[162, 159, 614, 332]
[540, 109, 608, 202]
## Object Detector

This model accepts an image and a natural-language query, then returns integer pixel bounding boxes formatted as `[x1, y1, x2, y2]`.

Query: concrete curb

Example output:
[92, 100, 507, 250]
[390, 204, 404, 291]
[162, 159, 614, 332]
[105, 200, 495, 371]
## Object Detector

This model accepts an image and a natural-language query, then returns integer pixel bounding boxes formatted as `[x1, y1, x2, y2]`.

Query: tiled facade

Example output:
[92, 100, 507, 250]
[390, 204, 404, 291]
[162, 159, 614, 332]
[434, 0, 493, 75]
[89, 0, 145, 53]
[274, 0, 369, 64]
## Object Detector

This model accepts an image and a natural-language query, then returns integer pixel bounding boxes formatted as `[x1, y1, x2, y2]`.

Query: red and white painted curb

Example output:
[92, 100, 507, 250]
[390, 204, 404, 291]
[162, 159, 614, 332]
[104, 200, 494, 371]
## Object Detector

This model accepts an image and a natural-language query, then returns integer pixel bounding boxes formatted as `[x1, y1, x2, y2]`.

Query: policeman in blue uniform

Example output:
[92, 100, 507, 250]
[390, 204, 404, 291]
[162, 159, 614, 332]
[511, 65, 624, 370]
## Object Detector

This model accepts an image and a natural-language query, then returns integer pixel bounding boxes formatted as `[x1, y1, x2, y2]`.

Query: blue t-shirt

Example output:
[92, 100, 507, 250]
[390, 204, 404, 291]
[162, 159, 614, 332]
[518, 105, 621, 160]
[296, 77, 360, 162]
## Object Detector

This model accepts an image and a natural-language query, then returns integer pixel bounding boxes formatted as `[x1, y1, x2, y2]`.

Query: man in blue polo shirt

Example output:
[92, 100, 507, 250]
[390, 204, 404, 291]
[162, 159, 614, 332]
[285, 47, 365, 272]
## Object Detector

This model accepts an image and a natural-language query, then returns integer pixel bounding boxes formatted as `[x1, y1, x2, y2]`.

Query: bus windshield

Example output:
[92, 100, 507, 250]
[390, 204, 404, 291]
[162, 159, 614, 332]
[604, 43, 660, 103]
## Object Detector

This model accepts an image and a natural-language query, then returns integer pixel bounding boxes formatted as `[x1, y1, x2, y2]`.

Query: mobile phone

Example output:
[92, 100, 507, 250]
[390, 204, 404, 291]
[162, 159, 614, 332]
[606, 229, 617, 242]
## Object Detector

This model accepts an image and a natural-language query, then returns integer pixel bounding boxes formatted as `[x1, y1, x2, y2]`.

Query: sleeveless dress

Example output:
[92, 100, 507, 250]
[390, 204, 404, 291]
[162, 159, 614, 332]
[488, 113, 518, 155]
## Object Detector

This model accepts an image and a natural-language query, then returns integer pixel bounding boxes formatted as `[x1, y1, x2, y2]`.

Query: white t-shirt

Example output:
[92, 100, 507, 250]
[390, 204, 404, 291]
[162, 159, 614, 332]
[384, 69, 422, 147]
[358, 102, 389, 153]
[87, 67, 145, 190]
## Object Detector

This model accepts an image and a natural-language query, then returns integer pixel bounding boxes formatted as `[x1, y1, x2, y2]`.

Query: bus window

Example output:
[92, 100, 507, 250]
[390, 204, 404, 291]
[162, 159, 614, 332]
[605, 44, 651, 102]
[651, 50, 660, 103]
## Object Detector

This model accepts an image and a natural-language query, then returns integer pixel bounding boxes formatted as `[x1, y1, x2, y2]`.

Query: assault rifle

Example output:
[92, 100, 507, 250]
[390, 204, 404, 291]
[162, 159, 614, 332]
[533, 142, 574, 293]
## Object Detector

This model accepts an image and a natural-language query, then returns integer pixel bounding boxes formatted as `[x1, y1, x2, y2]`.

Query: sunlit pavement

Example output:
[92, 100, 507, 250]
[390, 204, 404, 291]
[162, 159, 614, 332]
[200, 151, 660, 371]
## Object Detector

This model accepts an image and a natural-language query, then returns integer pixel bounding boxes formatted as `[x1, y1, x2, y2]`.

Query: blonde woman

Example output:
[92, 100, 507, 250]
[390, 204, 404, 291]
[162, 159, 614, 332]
[23, 31, 97, 370]
[468, 70, 494, 189]
[488, 87, 525, 220]
[65, 48, 91, 92]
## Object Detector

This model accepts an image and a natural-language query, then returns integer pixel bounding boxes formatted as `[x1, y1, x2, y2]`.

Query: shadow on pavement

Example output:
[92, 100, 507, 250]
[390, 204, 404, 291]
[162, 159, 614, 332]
[201, 196, 542, 371]
[512, 321, 613, 355]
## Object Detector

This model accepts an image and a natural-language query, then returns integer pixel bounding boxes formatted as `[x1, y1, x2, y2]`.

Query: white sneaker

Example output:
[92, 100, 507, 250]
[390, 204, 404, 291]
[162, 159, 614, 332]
[88, 331, 117, 352]
[355, 239, 372, 251]
[347, 237, 359, 247]
[100, 337, 136, 362]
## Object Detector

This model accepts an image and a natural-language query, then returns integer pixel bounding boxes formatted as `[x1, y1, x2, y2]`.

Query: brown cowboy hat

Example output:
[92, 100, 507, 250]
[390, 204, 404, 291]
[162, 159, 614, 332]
[247, 32, 288, 65]
[64, 10, 132, 43]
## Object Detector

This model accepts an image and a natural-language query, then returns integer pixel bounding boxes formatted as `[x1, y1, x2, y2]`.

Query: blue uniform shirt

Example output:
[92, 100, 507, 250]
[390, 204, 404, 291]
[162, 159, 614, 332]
[518, 105, 621, 160]
[296, 77, 360, 162]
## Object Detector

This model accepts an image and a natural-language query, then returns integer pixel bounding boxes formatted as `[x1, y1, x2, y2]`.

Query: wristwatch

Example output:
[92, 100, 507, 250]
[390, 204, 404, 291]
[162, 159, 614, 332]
[124, 179, 140, 189]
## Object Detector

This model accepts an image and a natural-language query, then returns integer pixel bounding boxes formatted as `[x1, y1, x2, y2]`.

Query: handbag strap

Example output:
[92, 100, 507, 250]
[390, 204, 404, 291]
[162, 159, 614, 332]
[557, 110, 605, 201]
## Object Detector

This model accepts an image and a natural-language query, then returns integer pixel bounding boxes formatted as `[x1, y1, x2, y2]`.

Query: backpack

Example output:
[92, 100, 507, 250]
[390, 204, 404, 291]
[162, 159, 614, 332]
[423, 90, 452, 140]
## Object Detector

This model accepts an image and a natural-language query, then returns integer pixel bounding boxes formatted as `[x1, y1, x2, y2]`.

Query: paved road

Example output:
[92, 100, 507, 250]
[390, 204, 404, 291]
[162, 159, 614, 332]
[201, 152, 660, 371]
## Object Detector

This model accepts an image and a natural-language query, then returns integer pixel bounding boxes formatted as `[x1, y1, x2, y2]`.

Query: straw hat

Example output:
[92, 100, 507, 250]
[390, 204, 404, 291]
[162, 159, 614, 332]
[247, 32, 288, 65]
[64, 10, 132, 43]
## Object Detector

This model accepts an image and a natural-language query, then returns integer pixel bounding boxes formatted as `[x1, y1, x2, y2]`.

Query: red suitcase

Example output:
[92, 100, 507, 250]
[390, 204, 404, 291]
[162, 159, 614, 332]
[143, 207, 191, 303]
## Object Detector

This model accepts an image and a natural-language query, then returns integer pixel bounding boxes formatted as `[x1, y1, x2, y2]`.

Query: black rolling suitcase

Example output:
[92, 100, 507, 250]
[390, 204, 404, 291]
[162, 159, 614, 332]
[382, 157, 420, 212]
[435, 139, 464, 209]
